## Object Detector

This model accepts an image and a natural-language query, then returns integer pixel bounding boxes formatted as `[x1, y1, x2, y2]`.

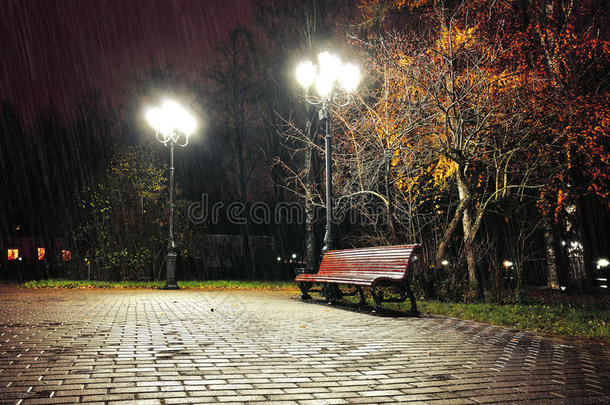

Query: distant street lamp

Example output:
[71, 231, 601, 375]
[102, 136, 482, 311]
[145, 99, 196, 289]
[296, 52, 360, 254]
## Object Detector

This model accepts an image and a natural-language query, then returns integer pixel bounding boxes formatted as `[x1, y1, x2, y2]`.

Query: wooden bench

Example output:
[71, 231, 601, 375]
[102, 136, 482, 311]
[295, 244, 421, 314]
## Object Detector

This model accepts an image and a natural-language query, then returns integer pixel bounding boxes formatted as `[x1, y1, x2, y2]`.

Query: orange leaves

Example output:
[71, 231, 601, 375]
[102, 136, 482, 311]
[430, 156, 458, 187]
[570, 101, 610, 200]
[395, 156, 457, 200]
[554, 189, 567, 219]
[436, 25, 476, 55]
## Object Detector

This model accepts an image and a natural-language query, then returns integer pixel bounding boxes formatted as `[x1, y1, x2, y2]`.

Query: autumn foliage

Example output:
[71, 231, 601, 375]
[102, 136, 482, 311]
[309, 0, 610, 298]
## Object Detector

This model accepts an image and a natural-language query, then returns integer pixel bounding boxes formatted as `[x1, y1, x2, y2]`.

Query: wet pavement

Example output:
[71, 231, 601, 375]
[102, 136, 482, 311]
[0, 287, 608, 404]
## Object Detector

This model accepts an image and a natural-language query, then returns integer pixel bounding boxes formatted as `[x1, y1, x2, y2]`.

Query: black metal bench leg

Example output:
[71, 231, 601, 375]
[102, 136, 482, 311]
[297, 282, 312, 300]
[406, 282, 419, 316]
[371, 287, 383, 312]
[357, 286, 366, 306]
[323, 284, 342, 304]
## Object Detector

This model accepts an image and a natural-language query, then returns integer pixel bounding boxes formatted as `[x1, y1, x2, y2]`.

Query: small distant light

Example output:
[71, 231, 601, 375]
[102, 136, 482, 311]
[292, 253, 297, 259]
[441, 260, 449, 266]
[560, 286, 567, 291]
[18, 257, 22, 261]
[561, 240, 566, 246]
[503, 260, 514, 268]
[600, 285, 608, 289]
[276, 256, 281, 262]
[7, 249, 19, 260]
[84, 258, 88, 262]
[597, 258, 609, 268]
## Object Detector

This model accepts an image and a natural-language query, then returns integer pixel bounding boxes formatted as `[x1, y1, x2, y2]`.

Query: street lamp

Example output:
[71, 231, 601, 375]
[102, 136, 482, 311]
[145, 99, 196, 289]
[296, 52, 360, 254]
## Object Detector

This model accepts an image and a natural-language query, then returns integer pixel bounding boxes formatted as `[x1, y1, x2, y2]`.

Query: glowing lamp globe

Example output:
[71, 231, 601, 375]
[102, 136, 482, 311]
[339, 63, 360, 92]
[317, 51, 341, 82]
[145, 107, 172, 136]
[296, 61, 316, 89]
[146, 99, 196, 137]
[315, 75, 333, 98]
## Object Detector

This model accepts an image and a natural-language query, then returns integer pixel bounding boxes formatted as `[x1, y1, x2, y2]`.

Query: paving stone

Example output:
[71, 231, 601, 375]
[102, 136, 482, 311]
[215, 394, 267, 401]
[0, 287, 608, 404]
[80, 393, 136, 402]
[137, 391, 187, 399]
[347, 396, 399, 403]
[22, 396, 80, 404]
[164, 397, 215, 404]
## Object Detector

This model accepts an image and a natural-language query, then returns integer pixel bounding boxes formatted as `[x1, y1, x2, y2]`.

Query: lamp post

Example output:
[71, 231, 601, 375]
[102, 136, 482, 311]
[145, 99, 196, 289]
[296, 52, 360, 254]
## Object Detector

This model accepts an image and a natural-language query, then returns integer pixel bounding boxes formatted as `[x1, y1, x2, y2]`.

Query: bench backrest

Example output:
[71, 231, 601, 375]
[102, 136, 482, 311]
[318, 244, 421, 281]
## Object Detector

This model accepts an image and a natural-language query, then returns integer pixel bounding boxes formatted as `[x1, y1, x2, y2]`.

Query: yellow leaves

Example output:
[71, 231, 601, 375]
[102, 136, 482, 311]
[393, 155, 457, 209]
[393, 0, 428, 10]
[397, 54, 413, 67]
[437, 25, 475, 55]
[488, 69, 517, 92]
[430, 156, 458, 187]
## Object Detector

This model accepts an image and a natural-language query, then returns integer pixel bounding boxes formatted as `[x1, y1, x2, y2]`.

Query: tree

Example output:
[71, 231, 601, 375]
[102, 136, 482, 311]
[74, 146, 203, 281]
[328, 0, 572, 299]
[493, 0, 610, 291]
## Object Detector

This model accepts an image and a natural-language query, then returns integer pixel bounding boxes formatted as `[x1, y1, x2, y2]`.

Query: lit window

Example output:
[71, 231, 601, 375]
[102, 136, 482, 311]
[7, 249, 19, 260]
[38, 247, 46, 261]
[61, 250, 72, 261]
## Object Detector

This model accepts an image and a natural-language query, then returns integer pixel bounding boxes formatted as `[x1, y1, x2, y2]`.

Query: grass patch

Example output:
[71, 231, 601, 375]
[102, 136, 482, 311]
[22, 279, 297, 290]
[392, 300, 609, 340]
[338, 293, 609, 340]
[179, 280, 297, 290]
[23, 279, 164, 289]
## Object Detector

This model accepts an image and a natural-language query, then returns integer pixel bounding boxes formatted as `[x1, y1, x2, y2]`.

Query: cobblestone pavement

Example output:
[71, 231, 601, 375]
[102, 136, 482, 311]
[0, 287, 608, 404]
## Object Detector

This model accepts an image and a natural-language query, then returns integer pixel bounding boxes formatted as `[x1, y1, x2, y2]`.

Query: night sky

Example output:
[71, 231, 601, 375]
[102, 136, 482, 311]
[0, 0, 252, 120]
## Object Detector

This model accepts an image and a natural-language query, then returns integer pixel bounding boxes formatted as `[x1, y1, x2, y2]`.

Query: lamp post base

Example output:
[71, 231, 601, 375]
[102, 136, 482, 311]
[164, 249, 180, 290]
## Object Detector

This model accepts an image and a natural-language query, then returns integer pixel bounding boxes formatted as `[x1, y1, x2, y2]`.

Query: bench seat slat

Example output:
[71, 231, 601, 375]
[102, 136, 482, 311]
[317, 268, 406, 274]
[298, 271, 406, 279]
[296, 275, 405, 285]
[320, 268, 406, 273]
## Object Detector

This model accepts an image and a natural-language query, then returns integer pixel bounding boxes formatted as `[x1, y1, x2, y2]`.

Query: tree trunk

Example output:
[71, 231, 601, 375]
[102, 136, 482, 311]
[384, 152, 397, 243]
[304, 151, 316, 273]
[564, 204, 587, 292]
[234, 133, 254, 279]
[304, 113, 317, 272]
[456, 168, 480, 298]
[435, 192, 472, 267]
[542, 215, 560, 289]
